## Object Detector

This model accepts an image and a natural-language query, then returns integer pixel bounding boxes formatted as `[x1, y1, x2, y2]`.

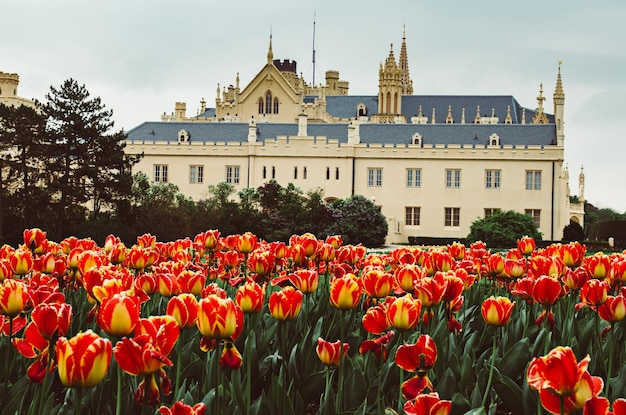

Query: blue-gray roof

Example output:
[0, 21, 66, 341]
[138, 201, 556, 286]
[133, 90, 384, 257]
[126, 94, 556, 147]
[324, 95, 552, 124]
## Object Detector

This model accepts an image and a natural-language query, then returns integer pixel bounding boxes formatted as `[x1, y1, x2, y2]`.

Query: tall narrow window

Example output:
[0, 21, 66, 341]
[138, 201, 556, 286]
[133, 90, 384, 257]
[273, 97, 279, 114]
[405, 206, 421, 226]
[226, 166, 240, 184]
[258, 98, 264, 114]
[335, 167, 339, 180]
[485, 170, 501, 189]
[367, 168, 383, 187]
[262, 166, 267, 179]
[326, 167, 330, 180]
[265, 92, 272, 114]
[190, 165, 204, 184]
[294, 166, 298, 180]
[406, 168, 421, 187]
[303, 167, 307, 179]
[445, 169, 461, 188]
[444, 207, 460, 227]
[526, 171, 542, 190]
[272, 166, 276, 179]
[525, 209, 541, 228]
[154, 164, 168, 183]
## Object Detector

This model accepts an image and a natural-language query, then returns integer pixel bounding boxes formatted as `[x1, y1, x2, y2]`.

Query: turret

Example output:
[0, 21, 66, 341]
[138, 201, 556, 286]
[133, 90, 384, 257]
[553, 62, 565, 146]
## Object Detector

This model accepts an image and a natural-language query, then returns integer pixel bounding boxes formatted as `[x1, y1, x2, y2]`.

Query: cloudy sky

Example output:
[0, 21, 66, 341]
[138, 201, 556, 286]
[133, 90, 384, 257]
[4, 1, 626, 213]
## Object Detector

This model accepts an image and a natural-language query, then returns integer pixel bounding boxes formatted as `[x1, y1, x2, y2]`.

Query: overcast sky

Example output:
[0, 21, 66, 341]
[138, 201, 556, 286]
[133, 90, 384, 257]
[3, 1, 626, 213]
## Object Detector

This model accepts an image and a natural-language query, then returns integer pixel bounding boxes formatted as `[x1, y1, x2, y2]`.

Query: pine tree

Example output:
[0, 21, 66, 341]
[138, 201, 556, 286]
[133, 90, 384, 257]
[41, 79, 140, 238]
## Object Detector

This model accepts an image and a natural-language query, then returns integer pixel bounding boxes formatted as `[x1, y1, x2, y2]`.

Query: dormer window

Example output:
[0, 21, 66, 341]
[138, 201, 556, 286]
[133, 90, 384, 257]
[357, 103, 367, 117]
[412, 132, 423, 146]
[489, 133, 500, 146]
[178, 129, 190, 143]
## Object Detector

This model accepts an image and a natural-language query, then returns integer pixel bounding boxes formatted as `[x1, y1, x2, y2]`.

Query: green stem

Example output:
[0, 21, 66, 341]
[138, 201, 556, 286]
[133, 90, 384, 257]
[605, 325, 614, 397]
[74, 387, 82, 415]
[175, 330, 184, 398]
[397, 331, 405, 415]
[215, 346, 220, 415]
[481, 327, 498, 407]
[323, 367, 331, 414]
[560, 394, 565, 415]
[116, 364, 123, 415]
[337, 314, 346, 413]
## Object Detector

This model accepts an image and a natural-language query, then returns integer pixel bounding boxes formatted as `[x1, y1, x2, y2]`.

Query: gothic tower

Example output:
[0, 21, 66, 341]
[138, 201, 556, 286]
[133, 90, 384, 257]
[553, 62, 565, 146]
[377, 44, 403, 116]
[398, 25, 413, 95]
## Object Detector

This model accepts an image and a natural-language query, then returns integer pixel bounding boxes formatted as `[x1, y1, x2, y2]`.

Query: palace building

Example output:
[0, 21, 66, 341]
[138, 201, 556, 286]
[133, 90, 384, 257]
[125, 32, 585, 244]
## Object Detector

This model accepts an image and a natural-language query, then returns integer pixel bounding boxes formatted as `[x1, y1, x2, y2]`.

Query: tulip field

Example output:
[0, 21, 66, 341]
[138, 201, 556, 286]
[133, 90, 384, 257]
[1, 229, 626, 415]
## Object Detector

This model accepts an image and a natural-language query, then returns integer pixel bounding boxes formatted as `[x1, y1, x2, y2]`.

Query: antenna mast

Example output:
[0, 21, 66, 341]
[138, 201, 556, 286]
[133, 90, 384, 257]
[312, 12, 316, 86]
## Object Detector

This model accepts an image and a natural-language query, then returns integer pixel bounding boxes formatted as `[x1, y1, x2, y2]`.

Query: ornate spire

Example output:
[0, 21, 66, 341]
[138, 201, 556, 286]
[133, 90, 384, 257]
[554, 61, 565, 101]
[267, 34, 274, 64]
[399, 24, 413, 95]
[532, 83, 549, 124]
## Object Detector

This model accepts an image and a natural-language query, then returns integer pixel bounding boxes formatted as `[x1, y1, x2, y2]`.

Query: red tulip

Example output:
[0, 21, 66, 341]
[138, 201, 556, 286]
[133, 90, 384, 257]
[194, 230, 220, 252]
[325, 235, 343, 249]
[247, 248, 275, 277]
[197, 295, 243, 339]
[404, 392, 451, 415]
[504, 257, 526, 279]
[236, 232, 258, 254]
[316, 337, 349, 366]
[9, 249, 34, 276]
[527, 346, 603, 414]
[269, 286, 303, 321]
[0, 279, 29, 317]
[361, 267, 393, 299]
[362, 302, 391, 335]
[560, 242, 586, 268]
[396, 334, 437, 399]
[167, 294, 199, 329]
[585, 254, 611, 279]
[598, 295, 626, 324]
[235, 281, 265, 313]
[481, 296, 515, 326]
[395, 264, 423, 293]
[135, 315, 180, 358]
[413, 273, 446, 308]
[517, 236, 536, 255]
[562, 267, 589, 291]
[56, 330, 112, 388]
[387, 294, 421, 331]
[98, 293, 141, 337]
[315, 243, 336, 263]
[532, 275, 563, 308]
[329, 274, 361, 310]
[219, 341, 243, 369]
[579, 279, 609, 308]
[288, 269, 319, 294]
[158, 400, 207, 415]
[23, 228, 47, 253]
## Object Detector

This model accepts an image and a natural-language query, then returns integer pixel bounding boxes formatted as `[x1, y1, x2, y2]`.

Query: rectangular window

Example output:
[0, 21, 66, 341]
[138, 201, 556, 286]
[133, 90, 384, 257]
[445, 169, 461, 188]
[189, 165, 204, 184]
[294, 166, 298, 180]
[226, 166, 240, 184]
[444, 207, 460, 227]
[484, 208, 501, 217]
[335, 167, 339, 180]
[367, 168, 383, 187]
[303, 167, 307, 179]
[405, 206, 421, 226]
[526, 170, 542, 190]
[485, 170, 501, 189]
[525, 209, 541, 228]
[262, 166, 267, 179]
[326, 167, 330, 180]
[406, 168, 422, 187]
[272, 166, 275, 179]
[154, 164, 168, 183]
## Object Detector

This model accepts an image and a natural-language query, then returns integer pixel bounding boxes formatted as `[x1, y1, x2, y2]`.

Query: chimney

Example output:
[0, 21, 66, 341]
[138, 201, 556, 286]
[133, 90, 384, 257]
[248, 117, 257, 143]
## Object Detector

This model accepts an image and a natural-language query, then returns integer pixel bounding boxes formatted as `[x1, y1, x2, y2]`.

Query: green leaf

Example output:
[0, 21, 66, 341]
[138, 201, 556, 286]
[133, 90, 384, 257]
[437, 367, 459, 399]
[463, 408, 488, 415]
[493, 373, 525, 415]
[498, 338, 530, 379]
[450, 392, 471, 415]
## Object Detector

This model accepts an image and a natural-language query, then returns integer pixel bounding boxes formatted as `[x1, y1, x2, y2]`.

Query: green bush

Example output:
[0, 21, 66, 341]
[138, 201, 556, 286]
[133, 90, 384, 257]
[466, 210, 542, 249]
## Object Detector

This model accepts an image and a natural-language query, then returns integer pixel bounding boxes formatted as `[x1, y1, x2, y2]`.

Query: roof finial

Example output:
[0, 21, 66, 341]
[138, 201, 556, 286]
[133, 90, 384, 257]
[267, 31, 274, 64]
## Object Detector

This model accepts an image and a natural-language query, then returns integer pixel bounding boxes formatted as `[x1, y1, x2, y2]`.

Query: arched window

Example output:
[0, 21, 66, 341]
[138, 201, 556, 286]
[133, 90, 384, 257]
[489, 133, 500, 146]
[357, 103, 367, 117]
[258, 98, 264, 114]
[265, 92, 273, 114]
[273, 97, 279, 114]
[385, 92, 391, 113]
